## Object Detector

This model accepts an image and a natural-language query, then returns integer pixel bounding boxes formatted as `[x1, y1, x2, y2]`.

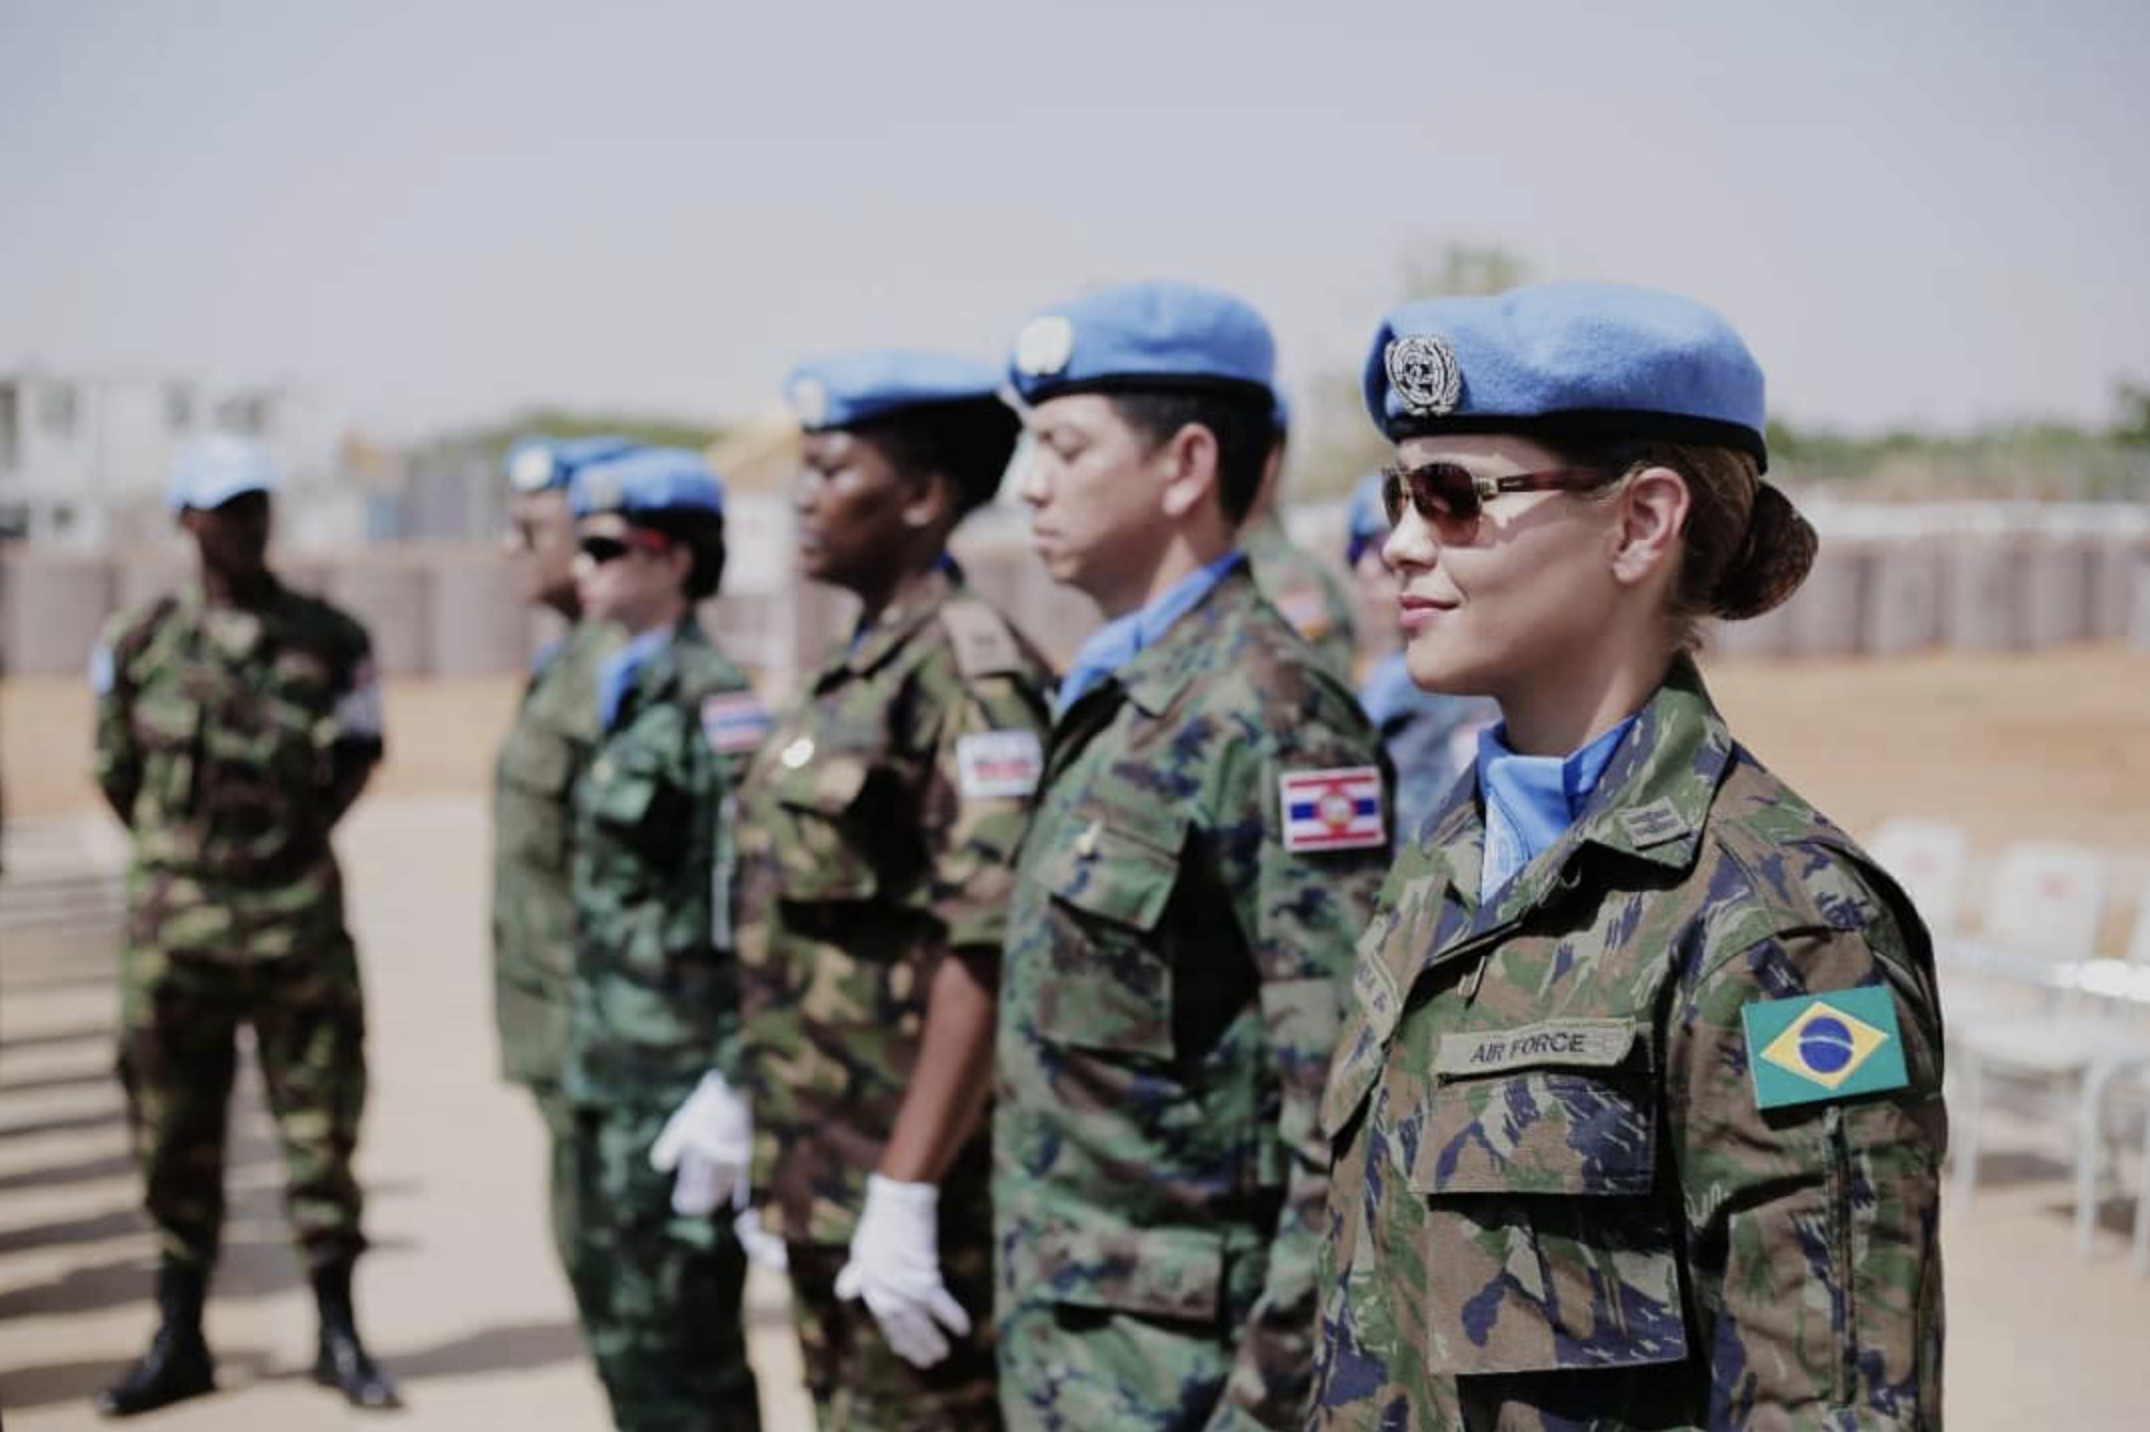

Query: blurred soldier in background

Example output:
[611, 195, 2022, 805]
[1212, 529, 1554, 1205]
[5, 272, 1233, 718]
[89, 435, 398, 1416]
[1342, 471, 1497, 842]
[993, 282, 1390, 1431]
[734, 352, 1053, 1429]
[561, 448, 765, 1432]
[1241, 395, 1357, 680]
[490, 434, 633, 1284]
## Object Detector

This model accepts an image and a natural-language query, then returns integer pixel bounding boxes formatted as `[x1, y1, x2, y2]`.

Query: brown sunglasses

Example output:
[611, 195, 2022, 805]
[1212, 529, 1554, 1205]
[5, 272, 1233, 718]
[1379, 461, 1619, 541]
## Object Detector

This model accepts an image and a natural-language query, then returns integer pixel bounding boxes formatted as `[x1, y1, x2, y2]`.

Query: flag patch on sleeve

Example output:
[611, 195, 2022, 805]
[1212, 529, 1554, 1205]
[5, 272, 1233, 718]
[1741, 986, 1910, 1110]
[701, 693, 772, 755]
[957, 730, 1043, 799]
[1280, 766, 1386, 852]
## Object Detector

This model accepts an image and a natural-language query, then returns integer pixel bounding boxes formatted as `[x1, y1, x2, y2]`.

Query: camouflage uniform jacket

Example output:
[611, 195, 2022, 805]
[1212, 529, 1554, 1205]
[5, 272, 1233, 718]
[1311, 658, 1946, 1431]
[492, 618, 620, 1090]
[1243, 513, 1356, 682]
[92, 579, 382, 960]
[994, 564, 1389, 1429]
[566, 618, 756, 1110]
[737, 565, 1054, 1247]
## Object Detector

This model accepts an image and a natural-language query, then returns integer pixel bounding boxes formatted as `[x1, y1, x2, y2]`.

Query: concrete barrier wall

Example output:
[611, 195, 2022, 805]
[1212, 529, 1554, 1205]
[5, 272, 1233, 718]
[5, 506, 2150, 677]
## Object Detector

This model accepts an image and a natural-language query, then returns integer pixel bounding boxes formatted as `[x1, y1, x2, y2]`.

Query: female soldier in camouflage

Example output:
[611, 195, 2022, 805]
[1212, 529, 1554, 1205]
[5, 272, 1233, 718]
[1310, 284, 1945, 1431]
[559, 448, 765, 1432]
[730, 353, 1053, 1431]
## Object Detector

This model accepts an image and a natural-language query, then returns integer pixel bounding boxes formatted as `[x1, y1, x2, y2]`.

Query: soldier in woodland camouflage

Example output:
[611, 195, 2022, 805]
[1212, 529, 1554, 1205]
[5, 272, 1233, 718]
[560, 447, 764, 1432]
[1311, 284, 1944, 1431]
[89, 436, 398, 1416]
[489, 435, 632, 1282]
[735, 352, 1052, 1430]
[994, 283, 1390, 1432]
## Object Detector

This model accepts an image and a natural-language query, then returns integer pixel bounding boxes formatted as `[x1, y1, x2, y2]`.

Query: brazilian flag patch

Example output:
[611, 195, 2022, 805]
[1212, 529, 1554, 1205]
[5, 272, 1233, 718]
[1741, 986, 1909, 1110]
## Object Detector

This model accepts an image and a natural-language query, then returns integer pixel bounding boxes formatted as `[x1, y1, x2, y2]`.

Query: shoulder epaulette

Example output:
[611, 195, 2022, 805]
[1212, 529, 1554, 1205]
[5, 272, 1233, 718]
[939, 595, 1023, 679]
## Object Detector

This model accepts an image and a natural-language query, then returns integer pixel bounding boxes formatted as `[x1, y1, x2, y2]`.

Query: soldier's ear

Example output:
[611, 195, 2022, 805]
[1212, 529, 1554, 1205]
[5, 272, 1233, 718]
[900, 469, 957, 532]
[1156, 422, 1220, 522]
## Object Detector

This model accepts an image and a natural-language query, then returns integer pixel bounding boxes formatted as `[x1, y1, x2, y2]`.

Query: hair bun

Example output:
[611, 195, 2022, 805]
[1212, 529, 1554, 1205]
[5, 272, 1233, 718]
[1713, 481, 1816, 620]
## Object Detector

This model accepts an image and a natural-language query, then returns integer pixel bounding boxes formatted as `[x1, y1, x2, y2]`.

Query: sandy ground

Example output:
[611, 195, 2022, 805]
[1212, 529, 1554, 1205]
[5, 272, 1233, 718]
[3, 645, 2148, 1428]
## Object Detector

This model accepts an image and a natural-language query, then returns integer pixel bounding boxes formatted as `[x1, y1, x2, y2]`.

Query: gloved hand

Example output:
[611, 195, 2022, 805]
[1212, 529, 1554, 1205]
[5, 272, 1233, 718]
[648, 1071, 753, 1217]
[833, 1174, 971, 1368]
[732, 1197, 790, 1272]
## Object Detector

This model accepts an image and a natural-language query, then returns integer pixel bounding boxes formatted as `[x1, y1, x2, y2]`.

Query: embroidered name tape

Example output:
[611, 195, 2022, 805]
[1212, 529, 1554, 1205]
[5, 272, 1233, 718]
[956, 730, 1043, 799]
[1742, 986, 1909, 1110]
[1280, 766, 1385, 853]
[1434, 1018, 1636, 1076]
[700, 693, 771, 755]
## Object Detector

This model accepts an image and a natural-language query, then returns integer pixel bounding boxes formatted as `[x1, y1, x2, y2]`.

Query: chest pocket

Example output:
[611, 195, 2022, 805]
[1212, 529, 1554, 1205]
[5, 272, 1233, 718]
[769, 751, 879, 904]
[1399, 1026, 1689, 1375]
[1032, 809, 1185, 1059]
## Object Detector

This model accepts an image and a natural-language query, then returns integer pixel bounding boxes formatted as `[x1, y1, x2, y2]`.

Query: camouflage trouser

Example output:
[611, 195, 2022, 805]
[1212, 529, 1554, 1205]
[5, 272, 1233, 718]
[565, 1099, 760, 1432]
[997, 1301, 1239, 1432]
[787, 1231, 1000, 1432]
[531, 1082, 579, 1288]
[116, 940, 367, 1273]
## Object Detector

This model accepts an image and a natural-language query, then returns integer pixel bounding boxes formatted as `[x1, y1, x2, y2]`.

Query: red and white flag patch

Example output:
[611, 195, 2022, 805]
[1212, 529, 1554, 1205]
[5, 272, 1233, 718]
[701, 693, 772, 756]
[1280, 766, 1386, 852]
[956, 730, 1044, 799]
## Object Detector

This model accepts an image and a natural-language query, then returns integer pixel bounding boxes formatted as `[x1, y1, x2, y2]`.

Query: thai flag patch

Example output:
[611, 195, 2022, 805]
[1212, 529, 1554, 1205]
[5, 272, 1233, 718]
[956, 730, 1043, 799]
[701, 693, 772, 755]
[1279, 766, 1386, 853]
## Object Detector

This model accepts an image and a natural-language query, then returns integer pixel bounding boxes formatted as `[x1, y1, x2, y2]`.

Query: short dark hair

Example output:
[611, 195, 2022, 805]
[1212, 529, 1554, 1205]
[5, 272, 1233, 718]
[1105, 388, 1274, 525]
[634, 510, 728, 600]
[854, 397, 1023, 518]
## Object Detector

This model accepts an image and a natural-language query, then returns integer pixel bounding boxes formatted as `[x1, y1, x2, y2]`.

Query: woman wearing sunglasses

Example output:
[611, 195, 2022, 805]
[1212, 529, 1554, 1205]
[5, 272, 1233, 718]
[1309, 284, 1944, 1431]
[560, 448, 769, 1432]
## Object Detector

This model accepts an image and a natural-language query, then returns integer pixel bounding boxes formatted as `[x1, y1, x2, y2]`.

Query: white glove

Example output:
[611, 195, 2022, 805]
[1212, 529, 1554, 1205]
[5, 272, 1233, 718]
[833, 1174, 971, 1368]
[732, 1198, 789, 1272]
[648, 1071, 753, 1217]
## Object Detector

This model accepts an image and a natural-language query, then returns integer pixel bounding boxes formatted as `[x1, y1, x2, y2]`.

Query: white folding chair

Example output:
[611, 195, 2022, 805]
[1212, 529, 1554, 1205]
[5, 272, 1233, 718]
[2071, 895, 2150, 1260]
[1949, 843, 2114, 1206]
[1868, 818, 1970, 944]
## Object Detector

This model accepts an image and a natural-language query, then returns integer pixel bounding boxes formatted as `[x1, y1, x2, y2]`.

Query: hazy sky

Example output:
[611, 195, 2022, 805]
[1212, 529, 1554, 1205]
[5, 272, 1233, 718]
[4, 0, 2147, 444]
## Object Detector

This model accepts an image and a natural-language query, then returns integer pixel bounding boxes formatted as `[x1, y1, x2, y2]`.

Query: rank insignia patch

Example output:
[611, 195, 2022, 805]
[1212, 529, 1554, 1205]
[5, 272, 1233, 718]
[1741, 986, 1910, 1110]
[1279, 766, 1386, 852]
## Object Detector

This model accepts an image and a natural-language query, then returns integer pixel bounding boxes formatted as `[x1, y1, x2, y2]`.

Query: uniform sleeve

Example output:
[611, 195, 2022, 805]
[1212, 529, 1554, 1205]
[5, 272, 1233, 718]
[328, 616, 386, 758]
[90, 613, 144, 825]
[919, 669, 1051, 957]
[1209, 709, 1391, 1431]
[1668, 924, 1946, 1430]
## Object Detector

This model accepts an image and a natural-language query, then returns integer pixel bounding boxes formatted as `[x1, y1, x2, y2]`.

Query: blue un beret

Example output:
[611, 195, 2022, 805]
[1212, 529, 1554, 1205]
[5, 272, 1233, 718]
[569, 447, 727, 520]
[1007, 280, 1277, 406]
[167, 434, 281, 513]
[1363, 282, 1768, 469]
[1345, 471, 1389, 567]
[785, 351, 1003, 431]
[505, 435, 640, 494]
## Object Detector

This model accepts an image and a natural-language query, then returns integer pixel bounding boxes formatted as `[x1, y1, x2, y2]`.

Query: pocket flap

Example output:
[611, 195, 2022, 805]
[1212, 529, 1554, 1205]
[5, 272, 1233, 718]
[1407, 1065, 1655, 1197]
[772, 752, 871, 815]
[1043, 818, 1183, 932]
[1032, 1221, 1223, 1322]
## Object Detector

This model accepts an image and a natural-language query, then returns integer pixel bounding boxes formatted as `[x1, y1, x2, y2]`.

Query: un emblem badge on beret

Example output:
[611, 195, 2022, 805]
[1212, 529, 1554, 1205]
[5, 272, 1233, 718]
[509, 446, 558, 493]
[788, 376, 830, 429]
[1385, 333, 1461, 416]
[1014, 315, 1075, 377]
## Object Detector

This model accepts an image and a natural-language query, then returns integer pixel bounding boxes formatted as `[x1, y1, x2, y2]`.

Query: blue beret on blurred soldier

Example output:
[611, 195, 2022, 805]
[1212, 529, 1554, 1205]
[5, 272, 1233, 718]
[1006, 278, 1277, 405]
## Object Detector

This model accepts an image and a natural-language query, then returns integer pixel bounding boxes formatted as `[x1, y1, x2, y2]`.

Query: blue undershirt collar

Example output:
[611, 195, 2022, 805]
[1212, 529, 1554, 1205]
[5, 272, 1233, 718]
[1055, 552, 1243, 717]
[1477, 712, 1639, 903]
[596, 627, 675, 733]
